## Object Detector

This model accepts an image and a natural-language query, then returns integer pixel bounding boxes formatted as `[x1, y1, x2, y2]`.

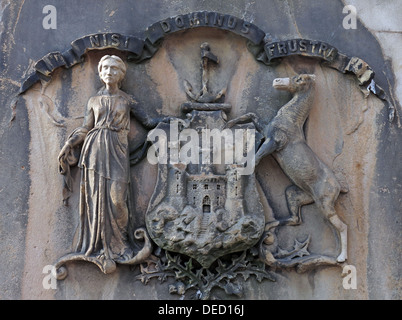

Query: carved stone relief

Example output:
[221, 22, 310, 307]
[17, 11, 394, 300]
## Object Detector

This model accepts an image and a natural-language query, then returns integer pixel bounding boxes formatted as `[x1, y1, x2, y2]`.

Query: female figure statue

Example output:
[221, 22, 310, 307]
[56, 55, 170, 277]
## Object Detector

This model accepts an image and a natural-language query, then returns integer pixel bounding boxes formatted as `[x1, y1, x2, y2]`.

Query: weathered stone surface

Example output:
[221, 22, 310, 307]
[0, 0, 400, 300]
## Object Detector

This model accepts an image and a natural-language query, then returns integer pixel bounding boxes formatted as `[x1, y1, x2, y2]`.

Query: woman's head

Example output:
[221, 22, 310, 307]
[98, 55, 127, 88]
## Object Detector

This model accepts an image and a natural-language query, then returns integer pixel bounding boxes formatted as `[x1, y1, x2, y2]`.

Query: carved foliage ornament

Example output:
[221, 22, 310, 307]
[18, 12, 391, 299]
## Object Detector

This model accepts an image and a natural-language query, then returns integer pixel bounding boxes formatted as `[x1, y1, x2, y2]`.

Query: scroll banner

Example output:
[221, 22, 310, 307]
[17, 16, 394, 121]
[263, 38, 379, 89]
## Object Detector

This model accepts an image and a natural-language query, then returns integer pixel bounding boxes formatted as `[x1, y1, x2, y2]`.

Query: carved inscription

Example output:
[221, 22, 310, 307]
[265, 39, 338, 62]
[85, 33, 139, 53]
[159, 12, 251, 34]
[89, 33, 129, 48]
[146, 11, 265, 45]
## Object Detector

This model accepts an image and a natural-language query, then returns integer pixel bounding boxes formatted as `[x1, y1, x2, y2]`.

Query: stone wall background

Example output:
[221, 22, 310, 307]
[0, 0, 400, 299]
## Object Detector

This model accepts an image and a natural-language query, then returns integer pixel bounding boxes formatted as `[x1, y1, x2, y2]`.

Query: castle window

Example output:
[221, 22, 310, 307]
[217, 184, 221, 190]
[204, 184, 208, 190]
[193, 184, 197, 190]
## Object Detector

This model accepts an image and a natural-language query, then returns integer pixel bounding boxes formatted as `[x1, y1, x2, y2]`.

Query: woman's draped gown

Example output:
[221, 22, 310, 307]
[74, 91, 134, 263]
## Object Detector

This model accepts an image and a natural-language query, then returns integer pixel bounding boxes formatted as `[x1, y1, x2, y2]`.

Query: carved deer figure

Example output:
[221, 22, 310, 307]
[255, 74, 348, 263]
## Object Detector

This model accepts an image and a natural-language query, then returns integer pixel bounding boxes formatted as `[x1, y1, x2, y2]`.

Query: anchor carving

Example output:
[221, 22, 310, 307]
[183, 42, 227, 103]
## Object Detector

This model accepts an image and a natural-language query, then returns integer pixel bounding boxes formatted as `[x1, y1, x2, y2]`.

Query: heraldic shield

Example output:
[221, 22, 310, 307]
[145, 107, 265, 268]
[144, 42, 266, 268]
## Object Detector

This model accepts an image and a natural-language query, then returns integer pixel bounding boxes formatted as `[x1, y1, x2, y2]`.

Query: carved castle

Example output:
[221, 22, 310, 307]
[167, 163, 245, 215]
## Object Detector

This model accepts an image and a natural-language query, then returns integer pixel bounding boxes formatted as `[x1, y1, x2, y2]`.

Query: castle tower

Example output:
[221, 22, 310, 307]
[166, 163, 187, 210]
[226, 164, 244, 200]
[225, 164, 245, 217]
